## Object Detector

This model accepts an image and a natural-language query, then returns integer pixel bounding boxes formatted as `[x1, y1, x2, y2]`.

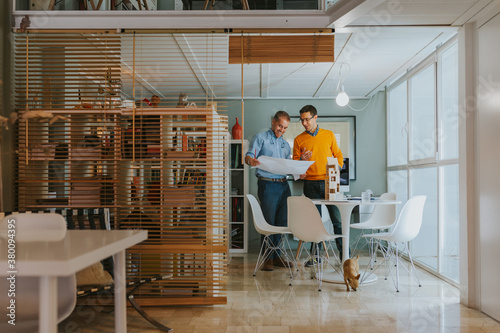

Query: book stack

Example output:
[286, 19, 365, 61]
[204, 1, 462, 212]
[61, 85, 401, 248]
[231, 197, 243, 222]
[230, 144, 243, 169]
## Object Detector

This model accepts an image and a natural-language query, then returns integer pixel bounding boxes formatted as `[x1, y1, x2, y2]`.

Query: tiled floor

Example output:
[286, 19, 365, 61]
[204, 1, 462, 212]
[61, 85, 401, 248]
[59, 253, 500, 332]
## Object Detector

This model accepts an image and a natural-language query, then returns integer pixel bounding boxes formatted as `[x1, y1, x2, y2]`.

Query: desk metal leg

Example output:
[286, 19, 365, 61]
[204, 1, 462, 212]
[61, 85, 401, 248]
[320, 204, 354, 284]
[321, 202, 379, 285]
[39, 276, 57, 333]
[338, 205, 355, 262]
[114, 250, 127, 332]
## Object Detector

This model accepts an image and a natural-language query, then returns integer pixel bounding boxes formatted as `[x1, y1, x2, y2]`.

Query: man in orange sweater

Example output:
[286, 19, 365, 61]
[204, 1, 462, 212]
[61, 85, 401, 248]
[293, 105, 344, 257]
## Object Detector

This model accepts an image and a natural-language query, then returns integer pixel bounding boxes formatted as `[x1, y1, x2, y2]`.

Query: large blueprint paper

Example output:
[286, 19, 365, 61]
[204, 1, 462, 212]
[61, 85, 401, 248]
[254, 156, 315, 180]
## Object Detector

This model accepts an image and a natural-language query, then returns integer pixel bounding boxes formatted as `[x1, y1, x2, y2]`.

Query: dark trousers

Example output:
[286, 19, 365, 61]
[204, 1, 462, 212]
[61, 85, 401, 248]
[303, 180, 343, 256]
[257, 179, 291, 259]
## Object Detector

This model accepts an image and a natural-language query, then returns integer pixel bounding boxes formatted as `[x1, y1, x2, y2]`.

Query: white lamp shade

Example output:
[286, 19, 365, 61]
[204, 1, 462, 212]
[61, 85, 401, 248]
[336, 90, 349, 107]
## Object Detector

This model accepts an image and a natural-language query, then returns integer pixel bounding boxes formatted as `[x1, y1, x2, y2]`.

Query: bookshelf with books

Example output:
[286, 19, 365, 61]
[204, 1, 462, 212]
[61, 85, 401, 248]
[229, 139, 248, 253]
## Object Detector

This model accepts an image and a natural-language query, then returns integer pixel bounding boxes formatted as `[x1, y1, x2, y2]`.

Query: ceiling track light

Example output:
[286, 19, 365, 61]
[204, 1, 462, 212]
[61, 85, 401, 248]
[335, 62, 351, 107]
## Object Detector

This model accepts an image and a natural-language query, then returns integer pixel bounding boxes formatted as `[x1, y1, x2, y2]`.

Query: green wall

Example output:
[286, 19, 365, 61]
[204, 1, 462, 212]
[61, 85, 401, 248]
[225, 92, 388, 250]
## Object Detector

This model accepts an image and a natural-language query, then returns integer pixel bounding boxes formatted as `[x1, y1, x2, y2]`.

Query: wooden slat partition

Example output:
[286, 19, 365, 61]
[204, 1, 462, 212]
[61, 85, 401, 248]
[228, 34, 335, 64]
[14, 33, 122, 110]
[17, 110, 121, 211]
[121, 33, 228, 111]
[119, 107, 229, 305]
[14, 32, 229, 306]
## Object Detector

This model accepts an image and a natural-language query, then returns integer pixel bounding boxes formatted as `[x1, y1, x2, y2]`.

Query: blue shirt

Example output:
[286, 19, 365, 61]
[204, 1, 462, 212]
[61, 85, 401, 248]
[306, 125, 320, 137]
[246, 129, 292, 179]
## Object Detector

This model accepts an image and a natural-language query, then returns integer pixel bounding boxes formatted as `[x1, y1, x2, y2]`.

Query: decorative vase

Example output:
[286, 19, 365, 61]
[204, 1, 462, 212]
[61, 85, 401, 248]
[232, 117, 242, 140]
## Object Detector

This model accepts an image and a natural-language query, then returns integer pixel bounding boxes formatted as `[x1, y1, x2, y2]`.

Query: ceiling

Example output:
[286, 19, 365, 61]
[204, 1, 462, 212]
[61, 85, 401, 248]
[14, 0, 492, 101]
[223, 0, 488, 100]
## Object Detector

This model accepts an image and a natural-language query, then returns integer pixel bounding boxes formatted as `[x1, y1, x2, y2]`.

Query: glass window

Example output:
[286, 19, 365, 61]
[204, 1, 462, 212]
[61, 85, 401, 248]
[410, 167, 438, 270]
[388, 170, 408, 217]
[387, 39, 459, 284]
[410, 65, 436, 162]
[388, 82, 408, 166]
[439, 44, 459, 160]
[440, 164, 459, 282]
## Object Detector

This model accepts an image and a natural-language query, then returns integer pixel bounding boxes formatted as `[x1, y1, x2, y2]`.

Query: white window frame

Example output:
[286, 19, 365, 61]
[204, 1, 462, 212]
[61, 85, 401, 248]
[386, 36, 460, 284]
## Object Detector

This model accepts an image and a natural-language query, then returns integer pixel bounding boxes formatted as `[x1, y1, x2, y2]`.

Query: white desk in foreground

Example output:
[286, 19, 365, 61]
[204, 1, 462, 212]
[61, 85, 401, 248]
[312, 198, 400, 284]
[0, 229, 148, 333]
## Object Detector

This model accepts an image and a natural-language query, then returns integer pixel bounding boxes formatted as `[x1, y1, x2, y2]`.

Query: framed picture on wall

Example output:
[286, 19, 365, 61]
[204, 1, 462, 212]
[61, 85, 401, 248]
[284, 116, 356, 180]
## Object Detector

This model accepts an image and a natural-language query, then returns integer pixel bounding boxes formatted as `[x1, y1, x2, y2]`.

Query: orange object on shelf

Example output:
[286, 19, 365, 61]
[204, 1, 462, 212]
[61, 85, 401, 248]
[232, 118, 242, 140]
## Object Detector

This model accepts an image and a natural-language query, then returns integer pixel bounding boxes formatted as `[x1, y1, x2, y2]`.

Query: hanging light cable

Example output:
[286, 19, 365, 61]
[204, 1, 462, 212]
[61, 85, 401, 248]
[335, 62, 350, 107]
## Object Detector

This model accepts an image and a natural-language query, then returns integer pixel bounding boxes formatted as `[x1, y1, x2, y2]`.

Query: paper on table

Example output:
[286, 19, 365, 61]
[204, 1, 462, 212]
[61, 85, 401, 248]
[253, 156, 315, 180]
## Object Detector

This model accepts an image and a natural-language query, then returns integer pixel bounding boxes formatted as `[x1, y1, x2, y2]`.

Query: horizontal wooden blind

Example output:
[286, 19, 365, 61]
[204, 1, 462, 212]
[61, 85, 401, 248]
[14, 32, 229, 306]
[229, 34, 335, 64]
[121, 33, 228, 111]
[14, 33, 122, 110]
[119, 108, 229, 304]
[17, 111, 121, 211]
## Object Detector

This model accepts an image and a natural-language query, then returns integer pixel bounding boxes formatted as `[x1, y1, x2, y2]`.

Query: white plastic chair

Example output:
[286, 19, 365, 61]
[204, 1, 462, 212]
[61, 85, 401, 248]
[0, 213, 77, 333]
[362, 195, 427, 292]
[350, 192, 397, 270]
[287, 196, 344, 291]
[246, 194, 295, 281]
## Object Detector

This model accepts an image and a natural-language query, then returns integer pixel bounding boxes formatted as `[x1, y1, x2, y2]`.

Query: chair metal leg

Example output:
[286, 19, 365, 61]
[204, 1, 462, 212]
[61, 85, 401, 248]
[253, 237, 269, 276]
[313, 243, 323, 291]
[127, 275, 173, 332]
[277, 235, 296, 282]
[323, 240, 343, 277]
[254, 234, 295, 280]
[403, 243, 422, 287]
[253, 237, 276, 275]
[358, 239, 386, 283]
[386, 242, 422, 292]
[395, 245, 400, 292]
[289, 243, 311, 286]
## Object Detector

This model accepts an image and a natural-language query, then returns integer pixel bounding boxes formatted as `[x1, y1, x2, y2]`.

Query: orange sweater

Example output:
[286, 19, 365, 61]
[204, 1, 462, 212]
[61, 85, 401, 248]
[293, 128, 344, 180]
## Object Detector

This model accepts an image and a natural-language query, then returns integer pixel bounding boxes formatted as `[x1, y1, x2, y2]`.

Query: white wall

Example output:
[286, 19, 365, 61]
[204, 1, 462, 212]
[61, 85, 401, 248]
[477, 12, 500, 321]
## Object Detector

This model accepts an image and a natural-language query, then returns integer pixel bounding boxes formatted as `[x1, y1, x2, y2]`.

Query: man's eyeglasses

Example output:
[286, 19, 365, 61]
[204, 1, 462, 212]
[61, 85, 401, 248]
[299, 116, 314, 123]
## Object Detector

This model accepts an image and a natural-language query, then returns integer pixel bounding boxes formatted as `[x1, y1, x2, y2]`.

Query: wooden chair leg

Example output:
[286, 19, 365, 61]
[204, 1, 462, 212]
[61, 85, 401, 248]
[295, 240, 303, 261]
[322, 241, 329, 259]
[95, 0, 104, 10]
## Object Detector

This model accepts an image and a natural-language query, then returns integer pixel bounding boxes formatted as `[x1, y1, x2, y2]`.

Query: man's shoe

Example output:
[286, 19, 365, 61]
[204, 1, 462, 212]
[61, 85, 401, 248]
[273, 257, 294, 268]
[305, 257, 321, 267]
[261, 259, 274, 271]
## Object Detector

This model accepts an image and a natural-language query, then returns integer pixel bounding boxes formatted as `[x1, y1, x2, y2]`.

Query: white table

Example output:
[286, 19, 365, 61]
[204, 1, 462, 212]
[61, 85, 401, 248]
[312, 198, 400, 284]
[0, 229, 147, 333]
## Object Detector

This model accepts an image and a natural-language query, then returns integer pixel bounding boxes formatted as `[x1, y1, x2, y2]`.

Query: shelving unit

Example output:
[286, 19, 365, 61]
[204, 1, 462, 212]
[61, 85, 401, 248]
[17, 107, 229, 306]
[229, 139, 248, 253]
[17, 111, 121, 210]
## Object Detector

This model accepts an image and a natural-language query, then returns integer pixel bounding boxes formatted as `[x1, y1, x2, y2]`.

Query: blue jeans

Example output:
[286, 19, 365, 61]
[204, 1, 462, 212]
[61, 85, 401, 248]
[257, 179, 291, 259]
[303, 180, 343, 255]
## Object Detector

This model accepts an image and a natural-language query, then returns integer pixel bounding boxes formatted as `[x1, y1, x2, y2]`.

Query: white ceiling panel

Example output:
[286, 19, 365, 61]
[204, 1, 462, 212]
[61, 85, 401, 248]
[349, 0, 479, 25]
[112, 0, 485, 100]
